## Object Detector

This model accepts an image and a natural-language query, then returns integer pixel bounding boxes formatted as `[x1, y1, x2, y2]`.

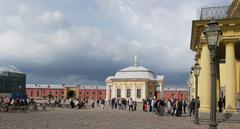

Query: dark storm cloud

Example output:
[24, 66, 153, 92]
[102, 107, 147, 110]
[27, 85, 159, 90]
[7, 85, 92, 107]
[0, 0, 233, 86]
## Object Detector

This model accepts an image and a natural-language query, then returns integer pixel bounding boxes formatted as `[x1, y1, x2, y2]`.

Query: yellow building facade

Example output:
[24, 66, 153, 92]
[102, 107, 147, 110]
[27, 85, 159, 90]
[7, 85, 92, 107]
[190, 0, 240, 112]
[106, 56, 164, 102]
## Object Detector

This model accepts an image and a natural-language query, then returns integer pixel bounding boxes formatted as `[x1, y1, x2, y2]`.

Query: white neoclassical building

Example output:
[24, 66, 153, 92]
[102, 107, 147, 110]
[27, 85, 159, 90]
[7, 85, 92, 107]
[106, 56, 164, 102]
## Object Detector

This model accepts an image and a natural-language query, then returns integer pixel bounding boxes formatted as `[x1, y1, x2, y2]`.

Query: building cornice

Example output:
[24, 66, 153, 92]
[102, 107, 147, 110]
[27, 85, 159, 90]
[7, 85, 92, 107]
[190, 18, 240, 51]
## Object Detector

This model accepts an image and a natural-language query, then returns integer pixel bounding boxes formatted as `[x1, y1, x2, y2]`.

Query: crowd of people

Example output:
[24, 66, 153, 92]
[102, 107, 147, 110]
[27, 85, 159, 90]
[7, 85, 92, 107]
[2, 95, 240, 114]
[0, 96, 32, 112]
[108, 98, 137, 111]
[142, 97, 189, 117]
[69, 97, 106, 109]
[1, 96, 107, 112]
[0, 94, 196, 117]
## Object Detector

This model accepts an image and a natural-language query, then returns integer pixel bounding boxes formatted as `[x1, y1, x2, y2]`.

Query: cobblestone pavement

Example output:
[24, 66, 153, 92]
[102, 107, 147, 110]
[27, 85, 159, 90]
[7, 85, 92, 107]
[0, 108, 239, 129]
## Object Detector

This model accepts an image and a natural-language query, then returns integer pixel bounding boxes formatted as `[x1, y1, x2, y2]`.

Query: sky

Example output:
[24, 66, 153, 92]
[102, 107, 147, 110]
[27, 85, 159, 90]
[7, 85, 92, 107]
[0, 0, 233, 87]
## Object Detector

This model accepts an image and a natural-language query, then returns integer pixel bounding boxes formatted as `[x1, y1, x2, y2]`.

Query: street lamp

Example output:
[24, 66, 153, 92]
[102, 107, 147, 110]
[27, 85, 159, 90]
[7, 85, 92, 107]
[192, 62, 201, 125]
[203, 19, 222, 129]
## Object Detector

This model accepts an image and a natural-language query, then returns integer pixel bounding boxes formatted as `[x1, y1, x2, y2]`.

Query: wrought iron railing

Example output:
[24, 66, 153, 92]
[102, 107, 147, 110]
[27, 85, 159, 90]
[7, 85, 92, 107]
[200, 6, 229, 20]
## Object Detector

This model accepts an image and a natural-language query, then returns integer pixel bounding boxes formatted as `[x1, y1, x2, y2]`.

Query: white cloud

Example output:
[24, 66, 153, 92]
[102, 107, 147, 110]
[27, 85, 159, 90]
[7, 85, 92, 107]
[36, 11, 67, 28]
[19, 3, 29, 15]
[0, 1, 233, 84]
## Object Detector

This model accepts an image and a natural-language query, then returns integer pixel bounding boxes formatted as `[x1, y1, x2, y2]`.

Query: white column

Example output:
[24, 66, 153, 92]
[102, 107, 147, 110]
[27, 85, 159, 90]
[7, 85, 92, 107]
[132, 85, 136, 100]
[112, 85, 116, 98]
[122, 85, 126, 98]
[225, 42, 237, 111]
[199, 44, 211, 112]
[106, 85, 110, 100]
[143, 82, 147, 99]
[160, 84, 164, 99]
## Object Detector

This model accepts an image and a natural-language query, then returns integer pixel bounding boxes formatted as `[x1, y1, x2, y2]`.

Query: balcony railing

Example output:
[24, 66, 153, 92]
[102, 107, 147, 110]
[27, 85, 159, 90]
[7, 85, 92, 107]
[200, 6, 229, 20]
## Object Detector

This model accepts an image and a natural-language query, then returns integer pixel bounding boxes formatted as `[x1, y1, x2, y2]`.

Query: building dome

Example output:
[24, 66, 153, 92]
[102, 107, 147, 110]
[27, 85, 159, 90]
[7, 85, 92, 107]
[107, 56, 158, 80]
[114, 65, 156, 80]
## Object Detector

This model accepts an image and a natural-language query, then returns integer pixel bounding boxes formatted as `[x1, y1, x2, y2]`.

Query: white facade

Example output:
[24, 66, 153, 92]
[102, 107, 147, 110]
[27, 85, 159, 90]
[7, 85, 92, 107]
[106, 56, 164, 102]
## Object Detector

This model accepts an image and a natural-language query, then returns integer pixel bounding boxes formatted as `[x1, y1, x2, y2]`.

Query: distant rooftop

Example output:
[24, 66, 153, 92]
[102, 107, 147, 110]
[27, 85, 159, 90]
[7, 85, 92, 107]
[200, 6, 229, 20]
[0, 65, 23, 74]
[26, 84, 186, 91]
[106, 56, 164, 81]
[26, 84, 106, 90]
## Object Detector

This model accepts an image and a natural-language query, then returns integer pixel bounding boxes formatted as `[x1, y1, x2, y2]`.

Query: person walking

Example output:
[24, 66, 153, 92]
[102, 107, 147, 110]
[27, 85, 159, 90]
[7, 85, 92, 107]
[175, 99, 179, 117]
[166, 99, 172, 114]
[182, 99, 187, 114]
[218, 97, 223, 112]
[70, 99, 75, 109]
[133, 100, 137, 111]
[178, 99, 182, 116]
[111, 98, 115, 109]
[172, 99, 177, 116]
[129, 98, 133, 111]
[189, 99, 195, 116]
[160, 99, 165, 116]
[223, 96, 225, 109]
[101, 98, 105, 109]
[151, 97, 156, 113]
[155, 100, 160, 116]
[91, 98, 95, 109]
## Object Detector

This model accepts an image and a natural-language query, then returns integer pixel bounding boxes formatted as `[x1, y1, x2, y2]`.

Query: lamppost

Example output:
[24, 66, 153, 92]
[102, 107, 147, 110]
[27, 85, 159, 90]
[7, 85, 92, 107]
[203, 19, 222, 129]
[192, 62, 201, 125]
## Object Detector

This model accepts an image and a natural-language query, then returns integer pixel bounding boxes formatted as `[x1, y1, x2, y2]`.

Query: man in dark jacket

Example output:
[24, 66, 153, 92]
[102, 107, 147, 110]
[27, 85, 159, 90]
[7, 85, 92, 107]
[160, 99, 165, 116]
[70, 99, 75, 109]
[189, 99, 195, 116]
[218, 97, 223, 112]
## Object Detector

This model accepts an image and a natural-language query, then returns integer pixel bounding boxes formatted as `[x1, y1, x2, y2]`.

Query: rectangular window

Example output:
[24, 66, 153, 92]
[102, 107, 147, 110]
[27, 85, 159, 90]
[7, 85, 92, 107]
[93, 92, 95, 95]
[117, 89, 121, 98]
[127, 89, 131, 98]
[86, 92, 89, 95]
[37, 91, 39, 97]
[99, 92, 102, 95]
[55, 91, 58, 94]
[31, 91, 33, 96]
[137, 89, 141, 98]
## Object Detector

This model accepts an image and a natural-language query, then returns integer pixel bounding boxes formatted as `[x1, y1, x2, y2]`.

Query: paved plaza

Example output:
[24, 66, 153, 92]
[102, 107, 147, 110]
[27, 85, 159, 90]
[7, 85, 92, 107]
[0, 108, 239, 129]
